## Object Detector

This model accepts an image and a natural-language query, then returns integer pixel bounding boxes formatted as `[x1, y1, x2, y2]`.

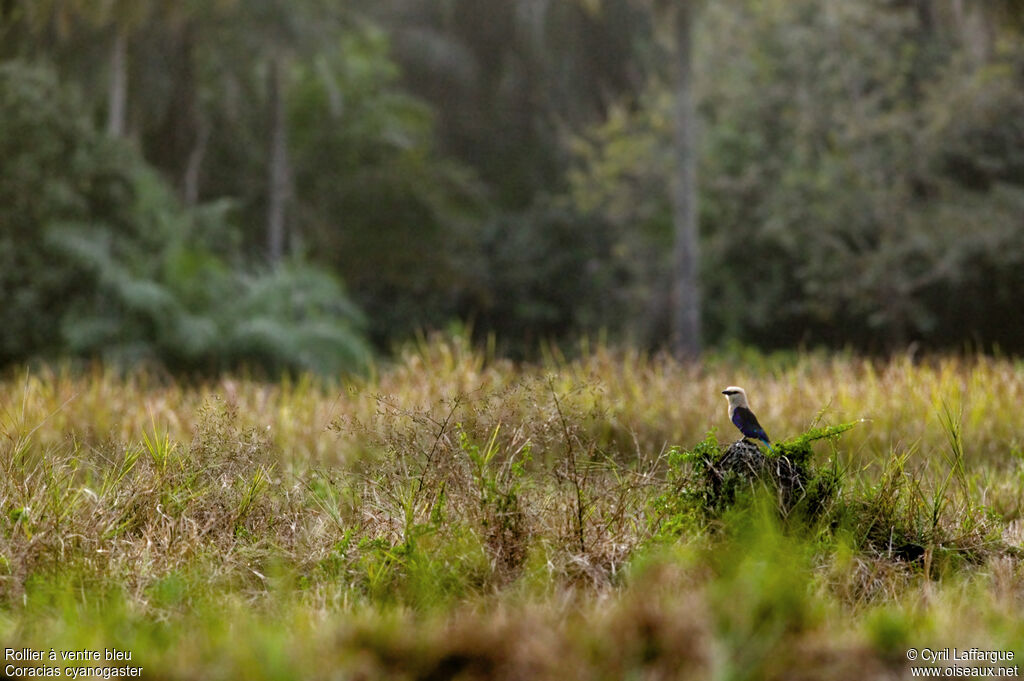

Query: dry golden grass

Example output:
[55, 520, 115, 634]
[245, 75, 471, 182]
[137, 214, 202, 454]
[0, 336, 1022, 679]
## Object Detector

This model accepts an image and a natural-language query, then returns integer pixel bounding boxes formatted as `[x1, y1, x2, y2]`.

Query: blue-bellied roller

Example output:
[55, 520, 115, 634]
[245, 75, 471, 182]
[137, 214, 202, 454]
[721, 386, 771, 446]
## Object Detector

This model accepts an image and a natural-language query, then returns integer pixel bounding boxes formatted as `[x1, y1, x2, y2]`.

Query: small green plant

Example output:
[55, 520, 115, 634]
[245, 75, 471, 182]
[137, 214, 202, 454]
[650, 437, 720, 541]
[235, 464, 273, 527]
[839, 443, 1003, 566]
[142, 425, 176, 474]
[457, 422, 531, 570]
[710, 500, 824, 680]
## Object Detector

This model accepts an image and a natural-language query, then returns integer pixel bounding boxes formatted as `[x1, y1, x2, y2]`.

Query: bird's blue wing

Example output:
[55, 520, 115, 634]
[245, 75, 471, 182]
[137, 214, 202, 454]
[732, 406, 770, 444]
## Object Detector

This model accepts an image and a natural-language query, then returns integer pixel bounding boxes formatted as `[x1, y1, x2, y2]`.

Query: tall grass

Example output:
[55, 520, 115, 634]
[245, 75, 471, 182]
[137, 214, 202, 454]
[1, 336, 1023, 679]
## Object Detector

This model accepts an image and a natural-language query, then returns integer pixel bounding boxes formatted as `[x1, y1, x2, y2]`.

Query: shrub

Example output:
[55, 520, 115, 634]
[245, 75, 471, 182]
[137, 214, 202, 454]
[0, 61, 371, 376]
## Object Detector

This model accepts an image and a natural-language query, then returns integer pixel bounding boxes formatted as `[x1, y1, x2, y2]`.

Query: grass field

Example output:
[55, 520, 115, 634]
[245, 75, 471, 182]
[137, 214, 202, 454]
[2, 336, 1023, 680]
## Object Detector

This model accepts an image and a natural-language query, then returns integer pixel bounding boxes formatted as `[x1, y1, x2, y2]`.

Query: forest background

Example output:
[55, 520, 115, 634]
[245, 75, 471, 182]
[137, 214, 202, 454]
[1, 0, 1023, 372]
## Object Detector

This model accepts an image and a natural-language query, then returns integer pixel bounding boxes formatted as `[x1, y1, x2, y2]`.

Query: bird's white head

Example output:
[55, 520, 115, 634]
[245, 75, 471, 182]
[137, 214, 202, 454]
[721, 386, 750, 409]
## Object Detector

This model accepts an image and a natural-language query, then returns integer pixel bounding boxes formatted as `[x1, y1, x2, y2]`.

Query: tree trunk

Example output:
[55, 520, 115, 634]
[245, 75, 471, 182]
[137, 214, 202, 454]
[266, 54, 291, 264]
[107, 27, 127, 137]
[183, 118, 209, 207]
[914, 0, 934, 33]
[668, 2, 701, 360]
[953, 0, 993, 61]
[152, 21, 205, 205]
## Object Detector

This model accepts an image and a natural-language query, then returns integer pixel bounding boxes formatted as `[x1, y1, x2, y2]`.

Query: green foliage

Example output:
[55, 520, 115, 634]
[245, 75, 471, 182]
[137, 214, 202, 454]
[772, 421, 859, 468]
[864, 605, 915, 662]
[457, 201, 636, 356]
[10, 0, 1024, 360]
[568, 0, 1024, 352]
[838, 448, 1003, 566]
[7, 0, 650, 355]
[6, 0, 1024, 357]
[457, 423, 531, 569]
[366, 0, 648, 208]
[221, 264, 371, 376]
[656, 424, 851, 531]
[0, 60, 371, 375]
[709, 502, 823, 681]
[0, 60, 142, 364]
[197, 20, 485, 347]
[650, 437, 720, 541]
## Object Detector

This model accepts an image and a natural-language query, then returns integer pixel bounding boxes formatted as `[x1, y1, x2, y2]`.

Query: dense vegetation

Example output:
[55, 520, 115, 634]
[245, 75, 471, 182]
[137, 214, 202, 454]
[2, 339, 1023, 679]
[2, 0, 1024, 369]
[3, 3, 1023, 678]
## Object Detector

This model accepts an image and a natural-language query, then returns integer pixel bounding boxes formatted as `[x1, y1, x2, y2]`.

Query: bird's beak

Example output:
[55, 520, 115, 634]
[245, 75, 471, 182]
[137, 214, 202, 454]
[721, 390, 728, 395]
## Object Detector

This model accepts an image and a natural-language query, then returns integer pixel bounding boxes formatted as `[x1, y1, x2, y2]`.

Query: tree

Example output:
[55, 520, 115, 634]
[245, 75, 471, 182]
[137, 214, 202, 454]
[949, 0, 1024, 60]
[575, 0, 701, 357]
[363, 0, 647, 208]
[663, 1, 701, 359]
[566, 0, 1024, 352]
[265, 51, 291, 262]
[284, 26, 485, 346]
[17, 0, 156, 137]
[0, 61, 371, 374]
[205, 0, 346, 263]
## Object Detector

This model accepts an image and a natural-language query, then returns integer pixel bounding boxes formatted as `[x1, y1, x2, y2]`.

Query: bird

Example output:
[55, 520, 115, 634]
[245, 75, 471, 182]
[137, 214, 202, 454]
[721, 386, 771, 446]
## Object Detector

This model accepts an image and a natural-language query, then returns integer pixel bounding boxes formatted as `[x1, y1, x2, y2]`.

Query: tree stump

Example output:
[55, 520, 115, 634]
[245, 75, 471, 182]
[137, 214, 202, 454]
[707, 439, 811, 512]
